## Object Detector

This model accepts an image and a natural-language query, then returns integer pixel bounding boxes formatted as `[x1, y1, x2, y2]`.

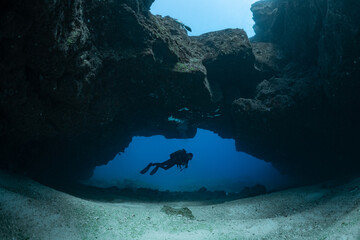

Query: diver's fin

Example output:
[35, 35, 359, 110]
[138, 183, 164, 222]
[150, 166, 159, 175]
[140, 163, 152, 174]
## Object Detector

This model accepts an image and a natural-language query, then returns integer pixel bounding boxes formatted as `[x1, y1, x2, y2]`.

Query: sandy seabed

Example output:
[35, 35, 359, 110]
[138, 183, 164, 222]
[0, 170, 359, 240]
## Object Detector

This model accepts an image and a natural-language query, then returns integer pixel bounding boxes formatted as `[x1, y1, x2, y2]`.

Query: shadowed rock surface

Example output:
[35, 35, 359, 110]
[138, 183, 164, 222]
[242, 0, 360, 178]
[0, 0, 359, 183]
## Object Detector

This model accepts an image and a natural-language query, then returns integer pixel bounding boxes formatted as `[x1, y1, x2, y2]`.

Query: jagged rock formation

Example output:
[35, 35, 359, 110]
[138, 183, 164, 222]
[0, 0, 359, 183]
[238, 0, 360, 178]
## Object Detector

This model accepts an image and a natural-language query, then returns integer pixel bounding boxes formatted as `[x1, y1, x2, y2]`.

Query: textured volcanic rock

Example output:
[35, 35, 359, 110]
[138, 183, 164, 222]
[192, 29, 268, 103]
[241, 0, 360, 178]
[251, 0, 360, 67]
[0, 0, 261, 182]
[0, 0, 359, 183]
[0, 0, 212, 181]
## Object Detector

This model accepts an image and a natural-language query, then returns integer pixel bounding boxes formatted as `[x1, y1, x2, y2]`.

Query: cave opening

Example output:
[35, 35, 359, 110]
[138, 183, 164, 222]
[150, 0, 258, 37]
[87, 129, 293, 194]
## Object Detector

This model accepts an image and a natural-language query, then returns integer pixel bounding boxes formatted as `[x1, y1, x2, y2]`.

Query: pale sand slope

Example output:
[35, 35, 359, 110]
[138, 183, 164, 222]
[0, 170, 359, 240]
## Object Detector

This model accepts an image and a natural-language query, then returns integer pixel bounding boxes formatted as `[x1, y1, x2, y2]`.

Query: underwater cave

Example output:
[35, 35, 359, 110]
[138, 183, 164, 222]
[1, 0, 360, 239]
[88, 129, 291, 192]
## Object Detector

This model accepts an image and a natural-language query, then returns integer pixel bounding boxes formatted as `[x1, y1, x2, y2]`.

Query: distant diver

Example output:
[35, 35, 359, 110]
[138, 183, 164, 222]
[175, 19, 192, 32]
[140, 149, 193, 175]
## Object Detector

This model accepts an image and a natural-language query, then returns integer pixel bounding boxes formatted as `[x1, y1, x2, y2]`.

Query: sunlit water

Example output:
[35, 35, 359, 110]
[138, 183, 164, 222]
[88, 129, 291, 192]
[150, 0, 258, 37]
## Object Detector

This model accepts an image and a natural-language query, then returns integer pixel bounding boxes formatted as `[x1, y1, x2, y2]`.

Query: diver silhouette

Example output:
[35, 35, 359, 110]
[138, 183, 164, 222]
[140, 149, 193, 175]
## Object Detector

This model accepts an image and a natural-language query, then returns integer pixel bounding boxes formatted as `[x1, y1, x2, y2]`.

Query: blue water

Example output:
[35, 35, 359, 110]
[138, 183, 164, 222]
[89, 129, 291, 192]
[150, 0, 258, 37]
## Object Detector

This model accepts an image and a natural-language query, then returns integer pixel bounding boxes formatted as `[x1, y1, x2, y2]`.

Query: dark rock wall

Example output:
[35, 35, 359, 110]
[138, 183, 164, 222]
[245, 0, 360, 178]
[0, 0, 213, 181]
[192, 29, 268, 103]
[0, 0, 359, 183]
[252, 0, 360, 68]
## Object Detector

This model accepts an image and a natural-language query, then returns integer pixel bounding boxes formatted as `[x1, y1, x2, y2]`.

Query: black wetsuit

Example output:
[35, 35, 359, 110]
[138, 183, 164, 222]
[140, 149, 192, 175]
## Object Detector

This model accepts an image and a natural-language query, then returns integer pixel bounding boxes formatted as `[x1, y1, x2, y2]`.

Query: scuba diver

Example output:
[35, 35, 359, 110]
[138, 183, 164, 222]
[140, 149, 193, 175]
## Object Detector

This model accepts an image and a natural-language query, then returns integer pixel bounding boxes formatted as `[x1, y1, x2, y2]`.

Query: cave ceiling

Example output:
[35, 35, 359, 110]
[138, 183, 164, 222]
[0, 0, 359, 183]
